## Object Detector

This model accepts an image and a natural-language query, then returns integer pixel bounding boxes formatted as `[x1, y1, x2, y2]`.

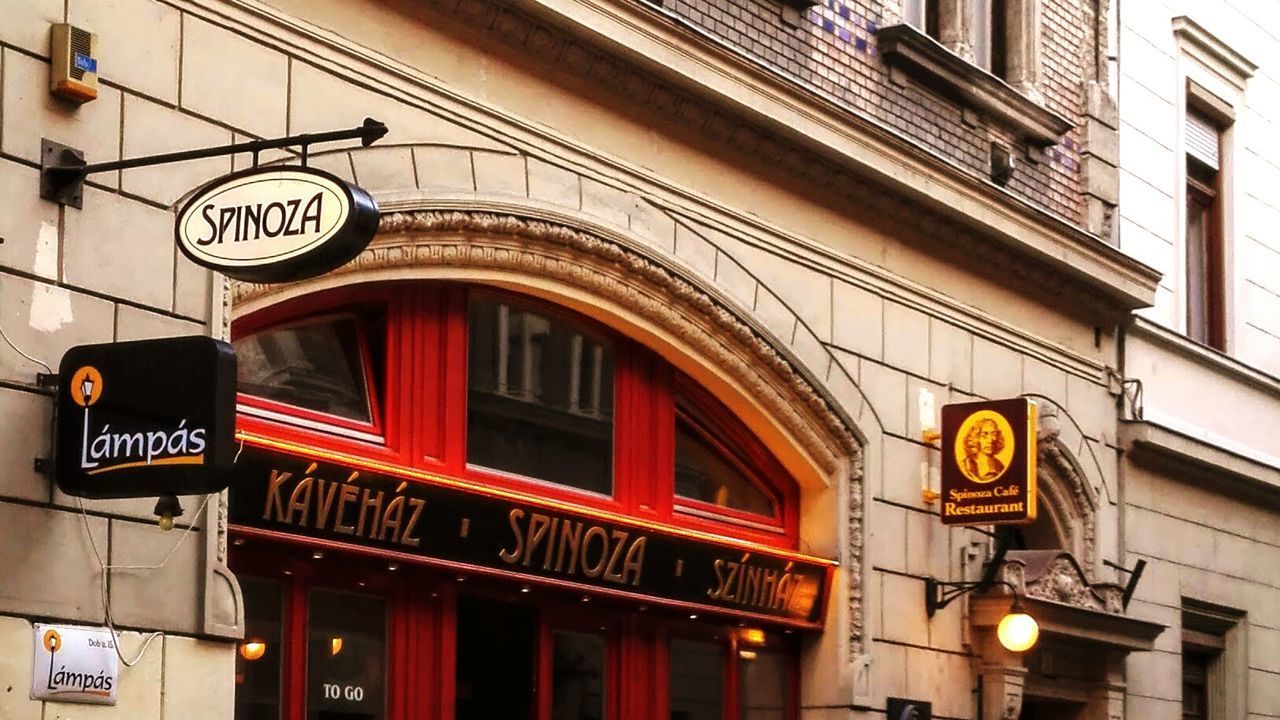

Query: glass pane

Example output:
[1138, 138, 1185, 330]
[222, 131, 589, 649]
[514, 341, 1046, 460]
[467, 296, 614, 494]
[552, 630, 606, 720]
[235, 578, 283, 720]
[1186, 194, 1209, 344]
[669, 639, 723, 720]
[971, 0, 991, 70]
[236, 316, 372, 423]
[307, 590, 386, 720]
[738, 650, 788, 720]
[675, 410, 776, 518]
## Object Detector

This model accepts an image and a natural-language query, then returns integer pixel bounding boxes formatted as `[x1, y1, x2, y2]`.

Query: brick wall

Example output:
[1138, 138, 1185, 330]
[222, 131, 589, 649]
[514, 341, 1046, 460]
[649, 0, 1093, 226]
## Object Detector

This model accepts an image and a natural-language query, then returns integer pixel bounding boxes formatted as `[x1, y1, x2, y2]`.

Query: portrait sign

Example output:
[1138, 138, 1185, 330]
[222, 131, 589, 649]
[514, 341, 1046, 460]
[939, 398, 1037, 526]
[54, 336, 238, 499]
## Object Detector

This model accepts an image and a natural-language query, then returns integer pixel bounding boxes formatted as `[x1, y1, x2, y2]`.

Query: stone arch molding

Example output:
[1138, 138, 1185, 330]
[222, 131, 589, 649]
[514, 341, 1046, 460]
[1031, 398, 1104, 573]
[229, 147, 879, 663]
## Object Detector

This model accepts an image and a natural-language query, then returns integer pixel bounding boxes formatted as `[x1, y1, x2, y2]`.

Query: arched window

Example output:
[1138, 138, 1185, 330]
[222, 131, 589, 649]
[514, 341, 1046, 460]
[230, 284, 810, 720]
[233, 284, 800, 547]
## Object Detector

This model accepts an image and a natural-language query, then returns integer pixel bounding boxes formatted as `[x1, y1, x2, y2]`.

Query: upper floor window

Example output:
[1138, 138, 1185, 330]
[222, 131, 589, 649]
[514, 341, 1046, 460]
[1184, 106, 1227, 350]
[233, 285, 798, 547]
[902, 0, 1015, 79]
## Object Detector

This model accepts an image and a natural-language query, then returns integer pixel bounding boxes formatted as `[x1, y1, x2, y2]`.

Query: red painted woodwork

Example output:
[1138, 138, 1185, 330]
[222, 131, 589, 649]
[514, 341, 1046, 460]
[230, 282, 803, 720]
[233, 284, 800, 547]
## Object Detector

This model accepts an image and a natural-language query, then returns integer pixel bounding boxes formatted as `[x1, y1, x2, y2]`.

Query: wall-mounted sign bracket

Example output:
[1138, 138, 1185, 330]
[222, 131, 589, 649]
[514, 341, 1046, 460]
[40, 117, 388, 208]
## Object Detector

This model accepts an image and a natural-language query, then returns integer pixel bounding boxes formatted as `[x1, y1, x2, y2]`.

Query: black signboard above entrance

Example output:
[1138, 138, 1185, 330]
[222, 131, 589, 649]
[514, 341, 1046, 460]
[54, 336, 237, 499]
[229, 437, 835, 629]
[939, 398, 1038, 526]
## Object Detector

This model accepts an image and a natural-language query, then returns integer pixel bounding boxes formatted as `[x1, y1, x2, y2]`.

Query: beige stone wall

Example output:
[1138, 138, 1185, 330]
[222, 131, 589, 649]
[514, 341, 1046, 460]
[1122, 462, 1280, 718]
[1, 0, 1134, 717]
[2, 1, 236, 718]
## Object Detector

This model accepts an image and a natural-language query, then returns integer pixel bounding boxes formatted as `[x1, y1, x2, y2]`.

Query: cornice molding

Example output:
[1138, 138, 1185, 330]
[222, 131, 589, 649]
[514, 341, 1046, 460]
[1173, 16, 1257, 91]
[876, 24, 1072, 146]
[178, 0, 1158, 316]
[1129, 317, 1280, 400]
[498, 0, 1159, 312]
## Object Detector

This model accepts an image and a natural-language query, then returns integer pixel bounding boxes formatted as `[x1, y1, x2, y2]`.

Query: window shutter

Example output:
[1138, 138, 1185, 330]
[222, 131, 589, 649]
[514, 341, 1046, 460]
[1185, 110, 1221, 170]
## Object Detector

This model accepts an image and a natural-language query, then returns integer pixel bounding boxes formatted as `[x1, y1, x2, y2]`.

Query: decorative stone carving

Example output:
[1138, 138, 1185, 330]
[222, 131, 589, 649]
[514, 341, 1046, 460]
[230, 208, 869, 655]
[1031, 400, 1100, 570]
[998, 550, 1123, 614]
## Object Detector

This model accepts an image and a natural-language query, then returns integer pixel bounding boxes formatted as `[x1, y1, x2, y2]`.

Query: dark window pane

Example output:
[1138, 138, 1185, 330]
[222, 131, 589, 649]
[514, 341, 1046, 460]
[236, 316, 372, 423]
[670, 638, 722, 720]
[1182, 649, 1211, 720]
[1187, 194, 1207, 344]
[307, 590, 386, 720]
[552, 630, 606, 720]
[467, 296, 614, 494]
[738, 649, 788, 720]
[235, 578, 283, 720]
[675, 405, 776, 518]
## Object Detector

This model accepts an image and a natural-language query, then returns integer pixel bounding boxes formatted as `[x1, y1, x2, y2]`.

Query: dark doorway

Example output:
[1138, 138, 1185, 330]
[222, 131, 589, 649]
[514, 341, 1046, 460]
[1019, 698, 1084, 720]
[456, 596, 537, 720]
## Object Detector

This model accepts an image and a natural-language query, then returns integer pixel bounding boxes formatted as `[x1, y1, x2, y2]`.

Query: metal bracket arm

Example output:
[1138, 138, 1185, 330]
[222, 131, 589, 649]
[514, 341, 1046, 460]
[40, 117, 388, 208]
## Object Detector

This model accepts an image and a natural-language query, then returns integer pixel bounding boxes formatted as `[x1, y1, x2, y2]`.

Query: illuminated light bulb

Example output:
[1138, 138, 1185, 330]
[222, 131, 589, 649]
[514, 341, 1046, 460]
[738, 650, 758, 660]
[330, 637, 344, 656]
[239, 641, 267, 661]
[740, 628, 766, 646]
[688, 614, 698, 620]
[312, 551, 324, 560]
[997, 612, 1039, 652]
[520, 586, 531, 593]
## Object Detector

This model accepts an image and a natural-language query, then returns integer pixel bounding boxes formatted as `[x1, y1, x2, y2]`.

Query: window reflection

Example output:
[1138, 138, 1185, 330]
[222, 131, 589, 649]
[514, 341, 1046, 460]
[552, 630, 606, 720]
[236, 316, 373, 423]
[235, 578, 283, 720]
[307, 590, 386, 720]
[738, 649, 788, 720]
[467, 296, 614, 494]
[669, 638, 723, 720]
[675, 403, 776, 518]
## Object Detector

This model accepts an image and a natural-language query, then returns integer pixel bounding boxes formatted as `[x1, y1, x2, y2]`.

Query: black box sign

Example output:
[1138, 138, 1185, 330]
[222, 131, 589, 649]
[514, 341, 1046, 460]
[55, 336, 237, 499]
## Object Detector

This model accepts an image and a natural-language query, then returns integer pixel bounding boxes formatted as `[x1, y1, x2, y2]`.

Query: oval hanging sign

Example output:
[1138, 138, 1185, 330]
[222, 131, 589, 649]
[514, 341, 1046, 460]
[175, 166, 379, 283]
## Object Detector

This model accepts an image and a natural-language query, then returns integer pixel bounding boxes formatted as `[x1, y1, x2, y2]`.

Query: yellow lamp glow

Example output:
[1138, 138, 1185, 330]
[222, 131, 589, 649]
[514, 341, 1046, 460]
[239, 641, 267, 661]
[996, 612, 1039, 652]
[330, 637, 344, 656]
[740, 628, 766, 646]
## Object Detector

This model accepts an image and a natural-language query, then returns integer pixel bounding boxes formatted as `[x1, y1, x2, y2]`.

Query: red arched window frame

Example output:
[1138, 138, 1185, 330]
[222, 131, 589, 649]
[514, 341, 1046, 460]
[232, 284, 799, 550]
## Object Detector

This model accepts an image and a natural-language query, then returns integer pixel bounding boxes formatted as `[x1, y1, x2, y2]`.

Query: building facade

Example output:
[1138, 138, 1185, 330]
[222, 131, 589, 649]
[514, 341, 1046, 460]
[1114, 4, 1280, 719]
[2, 0, 1264, 719]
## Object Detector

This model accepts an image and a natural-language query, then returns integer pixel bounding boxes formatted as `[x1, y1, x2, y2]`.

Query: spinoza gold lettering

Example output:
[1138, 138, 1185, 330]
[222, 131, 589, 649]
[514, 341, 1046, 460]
[498, 508, 647, 586]
[262, 464, 424, 547]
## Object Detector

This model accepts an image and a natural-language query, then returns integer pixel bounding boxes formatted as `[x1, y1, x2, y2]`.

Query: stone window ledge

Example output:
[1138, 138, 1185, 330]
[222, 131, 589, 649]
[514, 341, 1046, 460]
[875, 23, 1071, 147]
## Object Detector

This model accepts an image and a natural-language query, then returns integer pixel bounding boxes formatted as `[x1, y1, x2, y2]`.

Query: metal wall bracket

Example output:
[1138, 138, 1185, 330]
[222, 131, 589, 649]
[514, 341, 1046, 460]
[40, 139, 87, 209]
[39, 118, 388, 208]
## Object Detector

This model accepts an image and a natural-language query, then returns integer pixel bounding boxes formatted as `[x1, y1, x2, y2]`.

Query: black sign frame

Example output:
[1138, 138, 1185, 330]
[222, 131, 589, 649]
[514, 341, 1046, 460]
[54, 336, 237, 499]
[939, 398, 1037, 526]
[229, 436, 835, 629]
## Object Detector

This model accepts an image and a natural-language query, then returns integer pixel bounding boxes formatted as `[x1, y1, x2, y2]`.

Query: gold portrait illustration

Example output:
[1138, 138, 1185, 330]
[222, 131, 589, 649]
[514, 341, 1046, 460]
[953, 410, 1016, 484]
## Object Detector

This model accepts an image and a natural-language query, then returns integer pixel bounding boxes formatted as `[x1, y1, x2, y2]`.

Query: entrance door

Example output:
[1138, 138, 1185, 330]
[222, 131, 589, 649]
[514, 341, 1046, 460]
[1018, 699, 1085, 720]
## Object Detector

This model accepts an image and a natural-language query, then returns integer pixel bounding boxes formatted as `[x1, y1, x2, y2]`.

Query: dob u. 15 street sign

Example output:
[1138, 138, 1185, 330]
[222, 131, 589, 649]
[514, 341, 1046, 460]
[939, 398, 1037, 526]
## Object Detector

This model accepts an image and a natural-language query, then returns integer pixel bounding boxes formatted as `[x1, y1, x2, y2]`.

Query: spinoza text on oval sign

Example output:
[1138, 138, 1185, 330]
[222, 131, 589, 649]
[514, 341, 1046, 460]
[175, 166, 379, 283]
